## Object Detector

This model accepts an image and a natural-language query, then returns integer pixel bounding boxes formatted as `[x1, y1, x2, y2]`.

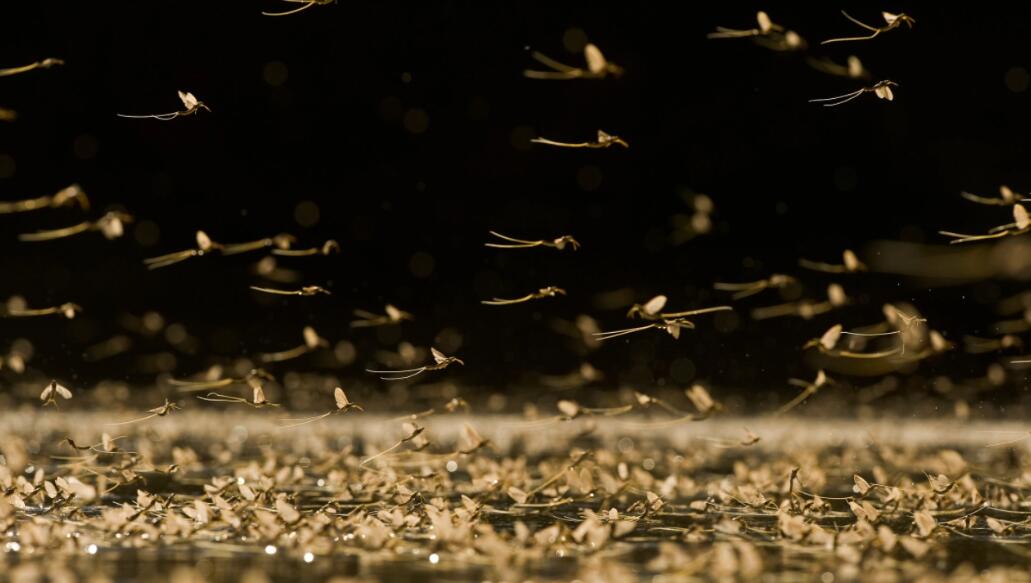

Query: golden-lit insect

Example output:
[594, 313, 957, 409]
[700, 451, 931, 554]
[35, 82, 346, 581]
[809, 80, 898, 107]
[713, 274, 797, 300]
[940, 203, 1031, 244]
[0, 184, 89, 215]
[18, 211, 132, 242]
[799, 249, 866, 273]
[524, 42, 623, 80]
[262, 0, 335, 17]
[531, 129, 629, 149]
[485, 231, 580, 251]
[804, 323, 903, 358]
[39, 380, 72, 407]
[2, 298, 81, 319]
[775, 370, 831, 416]
[707, 11, 805, 51]
[822, 11, 915, 45]
[170, 367, 274, 392]
[963, 334, 1023, 354]
[367, 347, 463, 380]
[272, 239, 340, 256]
[259, 326, 329, 363]
[197, 381, 279, 408]
[0, 57, 63, 77]
[222, 233, 297, 256]
[0, 107, 15, 122]
[107, 398, 180, 426]
[751, 283, 848, 320]
[351, 304, 414, 328]
[118, 91, 210, 121]
[249, 285, 331, 296]
[807, 55, 870, 80]
[144, 230, 223, 269]
[482, 286, 566, 306]
[280, 387, 363, 428]
[594, 317, 695, 341]
[626, 295, 732, 321]
[960, 185, 1023, 206]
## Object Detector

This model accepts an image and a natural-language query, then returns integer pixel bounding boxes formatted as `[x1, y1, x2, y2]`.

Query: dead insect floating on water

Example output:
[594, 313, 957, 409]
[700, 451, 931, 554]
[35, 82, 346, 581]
[367, 347, 463, 380]
[531, 129, 628, 149]
[118, 91, 210, 121]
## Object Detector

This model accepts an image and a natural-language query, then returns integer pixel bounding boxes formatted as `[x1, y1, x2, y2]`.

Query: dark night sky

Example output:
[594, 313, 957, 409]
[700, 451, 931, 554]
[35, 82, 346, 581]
[2, 2, 1031, 406]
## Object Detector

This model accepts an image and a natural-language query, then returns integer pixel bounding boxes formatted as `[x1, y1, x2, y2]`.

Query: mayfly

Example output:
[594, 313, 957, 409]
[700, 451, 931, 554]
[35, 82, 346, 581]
[281, 387, 363, 428]
[18, 211, 132, 242]
[531, 129, 629, 149]
[804, 323, 902, 358]
[707, 11, 805, 51]
[361, 421, 428, 466]
[485, 231, 580, 251]
[0, 57, 63, 77]
[107, 399, 180, 426]
[482, 286, 566, 306]
[272, 239, 340, 256]
[594, 317, 696, 341]
[627, 295, 733, 321]
[822, 11, 915, 45]
[144, 230, 222, 269]
[752, 283, 848, 320]
[118, 91, 210, 121]
[713, 274, 797, 300]
[0, 184, 89, 214]
[197, 382, 279, 408]
[40, 380, 72, 407]
[170, 367, 273, 392]
[262, 0, 335, 17]
[940, 203, 1031, 244]
[799, 249, 866, 273]
[810, 80, 898, 107]
[807, 55, 870, 80]
[259, 326, 329, 363]
[775, 370, 832, 416]
[351, 304, 414, 328]
[249, 285, 331, 296]
[222, 233, 297, 256]
[366, 347, 463, 380]
[524, 42, 623, 80]
[961, 185, 1023, 206]
[2, 300, 81, 319]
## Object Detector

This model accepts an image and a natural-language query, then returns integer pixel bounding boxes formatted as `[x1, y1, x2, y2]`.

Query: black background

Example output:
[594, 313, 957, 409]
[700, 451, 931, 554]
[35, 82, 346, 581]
[2, 2, 1030, 408]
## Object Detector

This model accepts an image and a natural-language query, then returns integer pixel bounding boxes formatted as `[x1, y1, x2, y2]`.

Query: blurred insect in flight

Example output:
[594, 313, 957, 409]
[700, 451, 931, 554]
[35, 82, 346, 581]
[751, 284, 848, 320]
[0, 184, 89, 214]
[280, 387, 363, 428]
[0, 57, 63, 77]
[40, 380, 72, 407]
[221, 233, 297, 256]
[804, 323, 903, 358]
[197, 381, 279, 408]
[960, 185, 1023, 206]
[250, 285, 331, 297]
[170, 367, 274, 392]
[260, 326, 329, 363]
[118, 91, 210, 121]
[367, 347, 463, 380]
[482, 286, 566, 306]
[940, 203, 1031, 244]
[809, 80, 898, 107]
[0, 107, 15, 122]
[262, 0, 335, 17]
[714, 274, 797, 300]
[107, 399, 180, 426]
[2, 298, 81, 319]
[775, 370, 832, 416]
[707, 11, 805, 51]
[531, 129, 628, 149]
[822, 11, 915, 45]
[351, 304, 414, 328]
[18, 211, 132, 242]
[144, 230, 223, 269]
[626, 294, 732, 321]
[272, 239, 340, 257]
[799, 249, 866, 273]
[807, 55, 870, 80]
[524, 42, 623, 80]
[485, 231, 580, 251]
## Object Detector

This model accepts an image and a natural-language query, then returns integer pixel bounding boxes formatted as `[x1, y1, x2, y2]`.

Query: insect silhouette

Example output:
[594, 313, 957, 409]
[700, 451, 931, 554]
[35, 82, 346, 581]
[144, 230, 222, 269]
[751, 284, 848, 321]
[799, 249, 866, 273]
[0, 184, 89, 214]
[18, 211, 132, 242]
[594, 317, 695, 341]
[485, 231, 580, 251]
[170, 368, 274, 392]
[272, 239, 340, 256]
[0, 57, 63, 77]
[2, 299, 81, 319]
[775, 371, 832, 416]
[260, 326, 329, 363]
[809, 80, 898, 107]
[280, 387, 363, 428]
[222, 233, 297, 256]
[367, 347, 463, 380]
[197, 382, 279, 408]
[482, 286, 566, 306]
[822, 11, 915, 45]
[940, 203, 1031, 244]
[40, 380, 72, 407]
[524, 42, 623, 80]
[707, 11, 805, 51]
[262, 0, 335, 17]
[960, 185, 1023, 206]
[807, 55, 870, 80]
[626, 295, 732, 321]
[118, 91, 210, 121]
[249, 285, 331, 297]
[531, 130, 628, 149]
[107, 399, 180, 426]
[351, 304, 414, 328]
[713, 274, 797, 300]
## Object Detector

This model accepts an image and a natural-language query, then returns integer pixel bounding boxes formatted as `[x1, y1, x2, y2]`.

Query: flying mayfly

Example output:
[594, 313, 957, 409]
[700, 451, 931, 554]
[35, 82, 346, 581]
[0, 184, 89, 215]
[250, 285, 331, 297]
[169, 367, 274, 392]
[262, 0, 334, 17]
[713, 274, 797, 300]
[2, 298, 81, 319]
[351, 304, 414, 328]
[625, 295, 733, 321]
[280, 387, 363, 428]
[106, 399, 180, 426]
[707, 11, 805, 51]
[531, 129, 628, 149]
[960, 185, 1023, 206]
[524, 41, 623, 80]
[940, 203, 1031, 244]
[259, 326, 329, 363]
[822, 10, 915, 45]
[809, 80, 898, 107]
[482, 286, 566, 306]
[222, 233, 297, 256]
[366, 347, 463, 381]
[485, 231, 580, 251]
[118, 91, 210, 121]
[272, 239, 340, 257]
[798, 249, 866, 273]
[807, 55, 871, 80]
[18, 211, 132, 242]
[751, 284, 848, 321]
[144, 230, 222, 269]
[39, 380, 72, 407]
[0, 57, 63, 77]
